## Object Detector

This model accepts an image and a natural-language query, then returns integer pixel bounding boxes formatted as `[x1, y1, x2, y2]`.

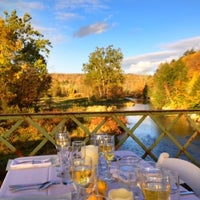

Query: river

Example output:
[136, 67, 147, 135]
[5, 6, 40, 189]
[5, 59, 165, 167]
[118, 103, 200, 164]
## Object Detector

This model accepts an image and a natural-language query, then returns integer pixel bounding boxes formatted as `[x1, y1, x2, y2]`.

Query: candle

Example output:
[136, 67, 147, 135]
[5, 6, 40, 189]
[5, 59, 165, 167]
[108, 188, 134, 200]
[84, 145, 99, 167]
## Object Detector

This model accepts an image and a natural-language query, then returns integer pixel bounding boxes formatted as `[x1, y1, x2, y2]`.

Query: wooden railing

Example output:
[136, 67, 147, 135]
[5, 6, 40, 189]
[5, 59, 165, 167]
[0, 110, 200, 166]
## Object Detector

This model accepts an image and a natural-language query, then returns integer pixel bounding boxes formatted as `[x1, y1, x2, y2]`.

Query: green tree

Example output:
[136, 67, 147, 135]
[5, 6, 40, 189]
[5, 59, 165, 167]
[149, 50, 200, 109]
[0, 10, 52, 112]
[82, 45, 124, 99]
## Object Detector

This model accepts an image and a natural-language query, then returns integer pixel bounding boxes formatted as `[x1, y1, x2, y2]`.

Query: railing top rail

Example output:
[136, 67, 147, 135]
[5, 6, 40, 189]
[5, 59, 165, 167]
[0, 109, 200, 117]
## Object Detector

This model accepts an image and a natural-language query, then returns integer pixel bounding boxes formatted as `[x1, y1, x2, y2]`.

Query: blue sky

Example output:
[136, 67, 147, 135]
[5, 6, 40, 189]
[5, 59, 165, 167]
[1, 0, 200, 75]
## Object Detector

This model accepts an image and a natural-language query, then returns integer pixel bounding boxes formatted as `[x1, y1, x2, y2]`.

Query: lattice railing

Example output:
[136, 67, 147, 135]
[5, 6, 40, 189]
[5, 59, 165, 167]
[0, 110, 200, 166]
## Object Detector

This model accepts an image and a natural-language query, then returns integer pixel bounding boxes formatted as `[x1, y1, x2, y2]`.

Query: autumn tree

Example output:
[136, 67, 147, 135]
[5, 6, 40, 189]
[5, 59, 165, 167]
[82, 45, 124, 99]
[0, 10, 52, 112]
[148, 50, 200, 109]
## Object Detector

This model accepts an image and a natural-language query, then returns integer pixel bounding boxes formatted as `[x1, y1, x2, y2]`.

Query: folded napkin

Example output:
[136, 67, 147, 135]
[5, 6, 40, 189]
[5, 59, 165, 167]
[157, 152, 200, 197]
[8, 156, 52, 170]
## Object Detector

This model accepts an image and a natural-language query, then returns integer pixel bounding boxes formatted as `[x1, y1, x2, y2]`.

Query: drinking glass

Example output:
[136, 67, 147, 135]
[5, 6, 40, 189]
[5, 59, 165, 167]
[59, 146, 73, 185]
[165, 170, 180, 200]
[116, 156, 142, 199]
[137, 161, 180, 200]
[55, 131, 71, 178]
[117, 156, 139, 189]
[70, 156, 94, 199]
[55, 131, 70, 150]
[140, 168, 171, 200]
[103, 135, 115, 182]
[72, 140, 86, 158]
[92, 133, 107, 154]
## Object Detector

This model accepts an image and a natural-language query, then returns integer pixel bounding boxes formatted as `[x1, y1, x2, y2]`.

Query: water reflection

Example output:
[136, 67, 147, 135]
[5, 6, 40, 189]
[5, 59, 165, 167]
[118, 103, 200, 164]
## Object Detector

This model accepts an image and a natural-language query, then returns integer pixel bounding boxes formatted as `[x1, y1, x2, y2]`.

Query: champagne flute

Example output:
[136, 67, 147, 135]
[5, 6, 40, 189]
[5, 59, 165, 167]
[103, 135, 115, 182]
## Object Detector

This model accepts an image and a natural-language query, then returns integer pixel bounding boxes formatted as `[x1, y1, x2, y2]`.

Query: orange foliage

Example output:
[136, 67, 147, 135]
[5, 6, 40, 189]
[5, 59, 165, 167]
[89, 116, 127, 135]
[183, 51, 200, 76]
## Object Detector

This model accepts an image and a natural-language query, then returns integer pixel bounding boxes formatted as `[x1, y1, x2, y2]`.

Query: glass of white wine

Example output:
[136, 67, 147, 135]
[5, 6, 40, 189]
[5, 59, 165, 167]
[103, 135, 115, 182]
[55, 131, 70, 150]
[70, 156, 94, 199]
[139, 167, 171, 200]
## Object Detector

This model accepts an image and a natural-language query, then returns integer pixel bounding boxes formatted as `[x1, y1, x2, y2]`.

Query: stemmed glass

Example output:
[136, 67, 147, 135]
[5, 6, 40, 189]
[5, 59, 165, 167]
[103, 135, 115, 182]
[70, 156, 95, 199]
[55, 131, 71, 183]
[55, 131, 70, 150]
[92, 134, 107, 177]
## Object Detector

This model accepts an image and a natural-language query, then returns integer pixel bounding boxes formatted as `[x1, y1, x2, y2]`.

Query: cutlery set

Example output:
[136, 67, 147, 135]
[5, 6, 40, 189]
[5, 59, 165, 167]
[9, 181, 60, 192]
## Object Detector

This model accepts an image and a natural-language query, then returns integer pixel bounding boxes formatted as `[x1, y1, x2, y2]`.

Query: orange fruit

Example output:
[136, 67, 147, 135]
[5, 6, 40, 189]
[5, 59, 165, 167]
[97, 180, 108, 195]
[87, 194, 103, 200]
[87, 194, 97, 200]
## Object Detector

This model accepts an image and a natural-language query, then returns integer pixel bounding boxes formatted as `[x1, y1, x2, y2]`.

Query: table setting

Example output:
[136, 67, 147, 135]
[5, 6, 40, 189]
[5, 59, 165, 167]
[0, 132, 199, 200]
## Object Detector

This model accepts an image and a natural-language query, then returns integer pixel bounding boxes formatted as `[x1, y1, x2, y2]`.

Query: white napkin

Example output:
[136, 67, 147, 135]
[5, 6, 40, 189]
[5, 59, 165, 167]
[157, 152, 200, 197]
[8, 156, 52, 170]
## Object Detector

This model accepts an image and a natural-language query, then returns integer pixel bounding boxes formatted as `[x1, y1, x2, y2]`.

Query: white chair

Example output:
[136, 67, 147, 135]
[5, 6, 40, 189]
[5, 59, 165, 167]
[157, 152, 200, 197]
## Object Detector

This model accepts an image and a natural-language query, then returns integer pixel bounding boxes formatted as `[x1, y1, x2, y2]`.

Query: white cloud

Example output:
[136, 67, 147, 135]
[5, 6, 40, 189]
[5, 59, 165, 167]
[0, 1, 45, 13]
[123, 36, 200, 75]
[55, 0, 108, 12]
[55, 12, 81, 21]
[161, 36, 200, 50]
[73, 22, 109, 37]
[19, 1, 45, 10]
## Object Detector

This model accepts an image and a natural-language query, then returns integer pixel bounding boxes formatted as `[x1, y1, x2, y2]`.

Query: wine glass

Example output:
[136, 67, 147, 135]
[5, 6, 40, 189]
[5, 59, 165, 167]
[55, 131, 71, 179]
[55, 131, 70, 150]
[70, 156, 94, 199]
[103, 135, 115, 182]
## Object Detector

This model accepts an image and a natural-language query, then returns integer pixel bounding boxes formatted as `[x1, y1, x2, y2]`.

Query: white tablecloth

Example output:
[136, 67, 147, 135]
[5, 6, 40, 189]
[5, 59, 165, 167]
[0, 155, 73, 200]
[0, 151, 199, 200]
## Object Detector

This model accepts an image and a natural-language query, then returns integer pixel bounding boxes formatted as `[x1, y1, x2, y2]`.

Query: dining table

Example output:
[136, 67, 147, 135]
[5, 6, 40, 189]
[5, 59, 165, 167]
[0, 150, 199, 200]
